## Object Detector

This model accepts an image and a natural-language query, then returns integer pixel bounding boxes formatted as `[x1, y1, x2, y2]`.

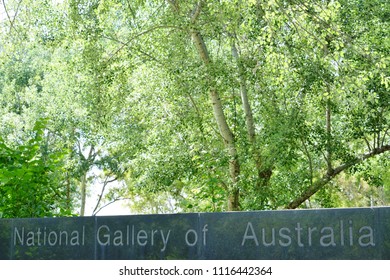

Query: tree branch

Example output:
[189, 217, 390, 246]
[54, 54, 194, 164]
[92, 175, 118, 215]
[231, 40, 256, 143]
[299, 134, 314, 185]
[382, 127, 390, 148]
[105, 25, 184, 62]
[2, 0, 22, 34]
[286, 144, 390, 209]
[167, 0, 180, 13]
[93, 197, 131, 216]
[190, 0, 203, 24]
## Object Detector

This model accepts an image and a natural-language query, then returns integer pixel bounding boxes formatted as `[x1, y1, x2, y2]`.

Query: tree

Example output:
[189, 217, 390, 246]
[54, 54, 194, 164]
[1, 0, 129, 216]
[0, 119, 72, 218]
[71, 0, 389, 212]
[0, 0, 388, 215]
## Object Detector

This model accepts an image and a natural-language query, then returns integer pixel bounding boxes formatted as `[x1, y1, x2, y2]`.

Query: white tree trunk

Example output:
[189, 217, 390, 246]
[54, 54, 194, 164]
[191, 30, 240, 210]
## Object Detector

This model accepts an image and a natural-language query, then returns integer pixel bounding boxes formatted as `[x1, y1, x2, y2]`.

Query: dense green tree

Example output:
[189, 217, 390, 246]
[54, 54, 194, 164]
[0, 0, 388, 215]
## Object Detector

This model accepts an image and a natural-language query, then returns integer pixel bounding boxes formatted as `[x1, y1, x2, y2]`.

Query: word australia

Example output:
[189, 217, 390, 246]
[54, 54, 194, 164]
[242, 219, 375, 248]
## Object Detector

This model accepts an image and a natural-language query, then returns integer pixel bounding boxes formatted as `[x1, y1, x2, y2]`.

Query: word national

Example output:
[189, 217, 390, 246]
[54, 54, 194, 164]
[241, 220, 375, 248]
[14, 226, 86, 247]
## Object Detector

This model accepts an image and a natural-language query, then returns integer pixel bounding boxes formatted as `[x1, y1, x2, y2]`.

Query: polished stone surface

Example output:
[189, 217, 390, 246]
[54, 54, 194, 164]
[200, 208, 381, 259]
[95, 213, 199, 260]
[9, 217, 95, 260]
[0, 207, 389, 259]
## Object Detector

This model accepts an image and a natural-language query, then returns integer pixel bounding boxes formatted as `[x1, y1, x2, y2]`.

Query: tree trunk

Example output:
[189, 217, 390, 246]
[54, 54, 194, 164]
[326, 95, 332, 175]
[78, 145, 95, 216]
[192, 31, 240, 210]
[231, 42, 255, 143]
[231, 41, 272, 205]
[168, 1, 241, 210]
[80, 172, 87, 216]
[211, 88, 240, 210]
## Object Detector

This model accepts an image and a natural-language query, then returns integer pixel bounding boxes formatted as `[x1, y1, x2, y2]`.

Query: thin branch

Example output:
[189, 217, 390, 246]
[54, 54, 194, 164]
[381, 127, 390, 148]
[282, 8, 325, 46]
[93, 197, 131, 216]
[76, 139, 85, 161]
[92, 175, 118, 215]
[105, 25, 185, 62]
[135, 47, 164, 65]
[87, 145, 95, 162]
[167, 0, 180, 13]
[325, 86, 332, 175]
[190, 0, 203, 24]
[2, 0, 22, 34]
[103, 34, 165, 65]
[377, 130, 381, 150]
[291, 0, 381, 64]
[299, 134, 314, 185]
[292, 0, 351, 45]
[282, 11, 344, 71]
[125, 0, 137, 20]
[363, 134, 373, 151]
[2, 0, 12, 26]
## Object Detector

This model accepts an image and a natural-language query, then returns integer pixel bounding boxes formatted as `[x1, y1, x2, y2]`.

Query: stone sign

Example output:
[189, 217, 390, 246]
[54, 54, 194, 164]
[0, 207, 389, 259]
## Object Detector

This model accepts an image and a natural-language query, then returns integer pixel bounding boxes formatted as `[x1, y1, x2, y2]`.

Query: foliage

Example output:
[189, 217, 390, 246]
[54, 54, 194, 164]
[0, 0, 389, 215]
[0, 119, 72, 218]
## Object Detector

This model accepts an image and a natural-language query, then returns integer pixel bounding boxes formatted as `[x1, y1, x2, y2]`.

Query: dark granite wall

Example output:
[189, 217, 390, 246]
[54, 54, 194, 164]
[0, 207, 389, 259]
